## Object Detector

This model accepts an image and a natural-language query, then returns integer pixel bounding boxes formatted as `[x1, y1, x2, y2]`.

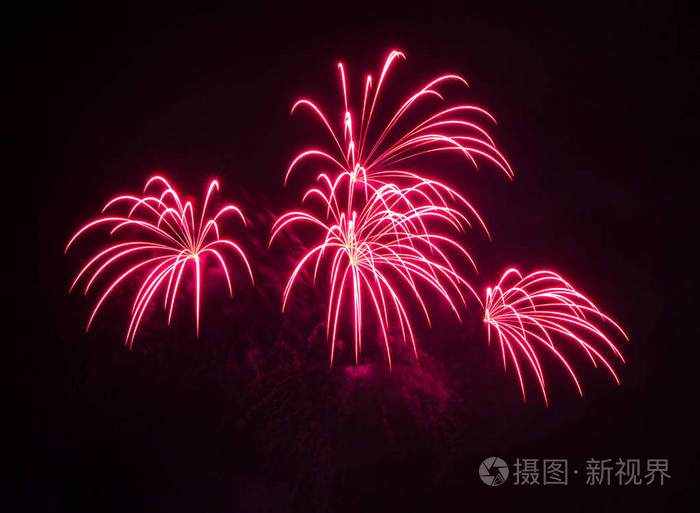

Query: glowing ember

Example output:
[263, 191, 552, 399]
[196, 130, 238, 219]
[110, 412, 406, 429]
[65, 175, 253, 345]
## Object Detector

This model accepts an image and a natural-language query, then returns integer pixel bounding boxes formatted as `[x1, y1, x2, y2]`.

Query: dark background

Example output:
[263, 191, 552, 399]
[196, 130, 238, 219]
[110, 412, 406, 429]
[10, 2, 697, 511]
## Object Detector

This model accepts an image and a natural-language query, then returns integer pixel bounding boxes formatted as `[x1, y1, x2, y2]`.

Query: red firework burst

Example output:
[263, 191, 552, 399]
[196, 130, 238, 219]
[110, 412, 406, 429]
[285, 49, 513, 190]
[483, 268, 628, 404]
[276, 49, 515, 367]
[272, 169, 480, 369]
[66, 176, 253, 345]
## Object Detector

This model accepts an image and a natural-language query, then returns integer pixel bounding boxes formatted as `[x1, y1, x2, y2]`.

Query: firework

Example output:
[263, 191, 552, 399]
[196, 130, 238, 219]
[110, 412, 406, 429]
[65, 176, 253, 345]
[272, 169, 480, 368]
[275, 49, 516, 367]
[285, 49, 513, 190]
[483, 268, 628, 404]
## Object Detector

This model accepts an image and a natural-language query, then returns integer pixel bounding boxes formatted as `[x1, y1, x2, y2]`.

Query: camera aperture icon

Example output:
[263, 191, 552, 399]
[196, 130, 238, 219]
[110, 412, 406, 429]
[479, 457, 509, 486]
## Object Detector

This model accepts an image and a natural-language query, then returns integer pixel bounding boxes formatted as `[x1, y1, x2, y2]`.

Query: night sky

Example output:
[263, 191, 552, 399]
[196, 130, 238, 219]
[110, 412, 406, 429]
[11, 2, 697, 511]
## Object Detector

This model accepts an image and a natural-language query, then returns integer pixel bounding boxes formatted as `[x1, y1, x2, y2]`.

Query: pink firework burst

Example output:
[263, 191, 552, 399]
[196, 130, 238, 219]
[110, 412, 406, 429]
[65, 175, 254, 345]
[272, 169, 480, 369]
[483, 268, 628, 404]
[285, 49, 513, 190]
[275, 49, 515, 367]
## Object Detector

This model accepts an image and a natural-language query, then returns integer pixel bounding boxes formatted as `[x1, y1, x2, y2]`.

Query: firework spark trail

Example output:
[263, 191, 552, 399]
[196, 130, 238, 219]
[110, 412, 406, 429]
[272, 168, 482, 369]
[483, 268, 628, 405]
[285, 49, 513, 193]
[65, 176, 253, 345]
